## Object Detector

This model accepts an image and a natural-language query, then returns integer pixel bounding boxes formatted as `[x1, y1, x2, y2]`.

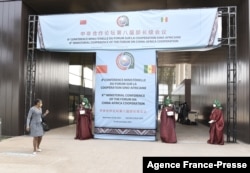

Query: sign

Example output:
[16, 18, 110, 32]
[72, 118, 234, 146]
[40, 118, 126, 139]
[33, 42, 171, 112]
[37, 8, 221, 51]
[94, 50, 157, 141]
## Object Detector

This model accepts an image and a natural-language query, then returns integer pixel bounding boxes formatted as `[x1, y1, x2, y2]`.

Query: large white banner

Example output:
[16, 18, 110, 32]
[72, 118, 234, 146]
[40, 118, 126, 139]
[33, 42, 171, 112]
[37, 8, 221, 51]
[94, 50, 157, 141]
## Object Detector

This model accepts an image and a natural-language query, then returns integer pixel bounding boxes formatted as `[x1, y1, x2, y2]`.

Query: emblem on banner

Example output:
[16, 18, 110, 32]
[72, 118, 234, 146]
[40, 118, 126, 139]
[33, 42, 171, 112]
[116, 15, 129, 27]
[116, 52, 134, 70]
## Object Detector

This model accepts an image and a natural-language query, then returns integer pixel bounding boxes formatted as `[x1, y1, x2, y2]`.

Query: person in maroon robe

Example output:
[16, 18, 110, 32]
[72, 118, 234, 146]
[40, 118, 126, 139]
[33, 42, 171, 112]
[160, 97, 177, 143]
[75, 97, 93, 140]
[207, 99, 224, 145]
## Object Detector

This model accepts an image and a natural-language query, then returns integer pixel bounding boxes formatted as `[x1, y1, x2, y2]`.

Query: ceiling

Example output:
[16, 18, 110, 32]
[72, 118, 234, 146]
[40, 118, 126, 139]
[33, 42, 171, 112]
[22, 0, 176, 14]
[22, 0, 239, 14]
[22, 0, 238, 65]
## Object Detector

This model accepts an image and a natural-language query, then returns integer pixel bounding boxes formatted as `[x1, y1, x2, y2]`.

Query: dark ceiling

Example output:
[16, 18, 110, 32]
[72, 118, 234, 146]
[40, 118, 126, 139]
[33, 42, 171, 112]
[22, 0, 175, 14]
[22, 0, 239, 65]
[22, 0, 239, 14]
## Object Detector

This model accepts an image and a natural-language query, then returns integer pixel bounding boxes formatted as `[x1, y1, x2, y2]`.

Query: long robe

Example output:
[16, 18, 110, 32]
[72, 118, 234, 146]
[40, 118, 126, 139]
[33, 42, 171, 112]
[160, 106, 177, 143]
[207, 108, 224, 145]
[75, 106, 93, 140]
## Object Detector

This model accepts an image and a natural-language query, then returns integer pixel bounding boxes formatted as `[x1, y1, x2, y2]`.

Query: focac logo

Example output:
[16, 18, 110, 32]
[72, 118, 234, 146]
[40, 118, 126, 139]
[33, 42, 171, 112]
[116, 15, 129, 27]
[116, 52, 134, 70]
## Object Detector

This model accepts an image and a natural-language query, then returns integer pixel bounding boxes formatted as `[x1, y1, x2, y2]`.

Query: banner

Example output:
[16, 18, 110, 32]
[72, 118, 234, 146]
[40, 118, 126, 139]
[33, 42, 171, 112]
[37, 8, 221, 51]
[94, 50, 157, 141]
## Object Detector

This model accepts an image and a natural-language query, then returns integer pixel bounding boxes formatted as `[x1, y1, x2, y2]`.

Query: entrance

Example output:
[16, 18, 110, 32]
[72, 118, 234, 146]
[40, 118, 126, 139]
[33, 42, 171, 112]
[25, 7, 237, 142]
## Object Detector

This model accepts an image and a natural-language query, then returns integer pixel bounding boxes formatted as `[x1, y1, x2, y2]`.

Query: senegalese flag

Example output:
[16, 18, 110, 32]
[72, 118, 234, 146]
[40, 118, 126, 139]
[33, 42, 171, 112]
[161, 17, 168, 22]
[144, 65, 156, 74]
[96, 65, 107, 73]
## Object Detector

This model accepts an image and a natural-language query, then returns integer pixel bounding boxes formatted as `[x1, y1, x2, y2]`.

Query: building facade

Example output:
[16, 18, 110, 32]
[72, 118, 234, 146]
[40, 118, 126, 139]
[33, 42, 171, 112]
[0, 0, 250, 143]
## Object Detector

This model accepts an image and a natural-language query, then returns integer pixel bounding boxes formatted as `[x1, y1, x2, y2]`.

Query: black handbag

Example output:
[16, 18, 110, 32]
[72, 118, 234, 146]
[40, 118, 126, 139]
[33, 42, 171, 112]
[41, 118, 50, 131]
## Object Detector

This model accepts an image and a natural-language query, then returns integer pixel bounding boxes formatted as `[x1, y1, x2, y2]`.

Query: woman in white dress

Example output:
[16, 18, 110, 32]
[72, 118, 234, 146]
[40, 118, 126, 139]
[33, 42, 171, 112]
[26, 99, 49, 154]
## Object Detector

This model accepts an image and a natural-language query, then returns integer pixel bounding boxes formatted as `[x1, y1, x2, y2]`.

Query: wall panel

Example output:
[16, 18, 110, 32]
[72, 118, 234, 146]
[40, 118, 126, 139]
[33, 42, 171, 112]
[34, 51, 69, 128]
[191, 48, 227, 121]
[0, 1, 23, 136]
[190, 0, 250, 143]
[236, 0, 250, 143]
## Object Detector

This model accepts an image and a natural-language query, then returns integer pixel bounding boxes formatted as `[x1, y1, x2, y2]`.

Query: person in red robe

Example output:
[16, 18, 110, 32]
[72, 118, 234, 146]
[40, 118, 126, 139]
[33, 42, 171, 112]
[207, 99, 224, 145]
[75, 97, 93, 140]
[160, 97, 177, 143]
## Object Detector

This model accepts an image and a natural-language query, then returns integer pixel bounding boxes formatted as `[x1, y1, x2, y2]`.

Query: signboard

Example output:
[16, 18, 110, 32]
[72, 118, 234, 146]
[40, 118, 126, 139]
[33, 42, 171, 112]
[37, 8, 221, 51]
[94, 50, 157, 140]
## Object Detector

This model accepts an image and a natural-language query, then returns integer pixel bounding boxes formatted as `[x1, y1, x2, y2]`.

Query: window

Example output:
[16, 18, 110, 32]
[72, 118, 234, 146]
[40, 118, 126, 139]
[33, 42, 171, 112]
[159, 84, 168, 95]
[69, 65, 82, 86]
[69, 65, 93, 88]
[83, 67, 93, 88]
[158, 83, 168, 105]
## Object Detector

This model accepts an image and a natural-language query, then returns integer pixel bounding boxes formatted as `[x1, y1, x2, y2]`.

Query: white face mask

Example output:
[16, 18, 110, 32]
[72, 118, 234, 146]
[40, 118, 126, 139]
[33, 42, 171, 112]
[213, 104, 216, 107]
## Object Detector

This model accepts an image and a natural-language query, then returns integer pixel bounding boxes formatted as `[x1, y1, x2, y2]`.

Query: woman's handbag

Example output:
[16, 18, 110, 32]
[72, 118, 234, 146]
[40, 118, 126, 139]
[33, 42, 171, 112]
[41, 118, 50, 131]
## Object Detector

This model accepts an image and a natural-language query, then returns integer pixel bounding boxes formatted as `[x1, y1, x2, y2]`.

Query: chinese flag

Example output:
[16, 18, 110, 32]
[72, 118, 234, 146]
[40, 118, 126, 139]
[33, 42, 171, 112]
[80, 20, 87, 25]
[96, 65, 107, 73]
